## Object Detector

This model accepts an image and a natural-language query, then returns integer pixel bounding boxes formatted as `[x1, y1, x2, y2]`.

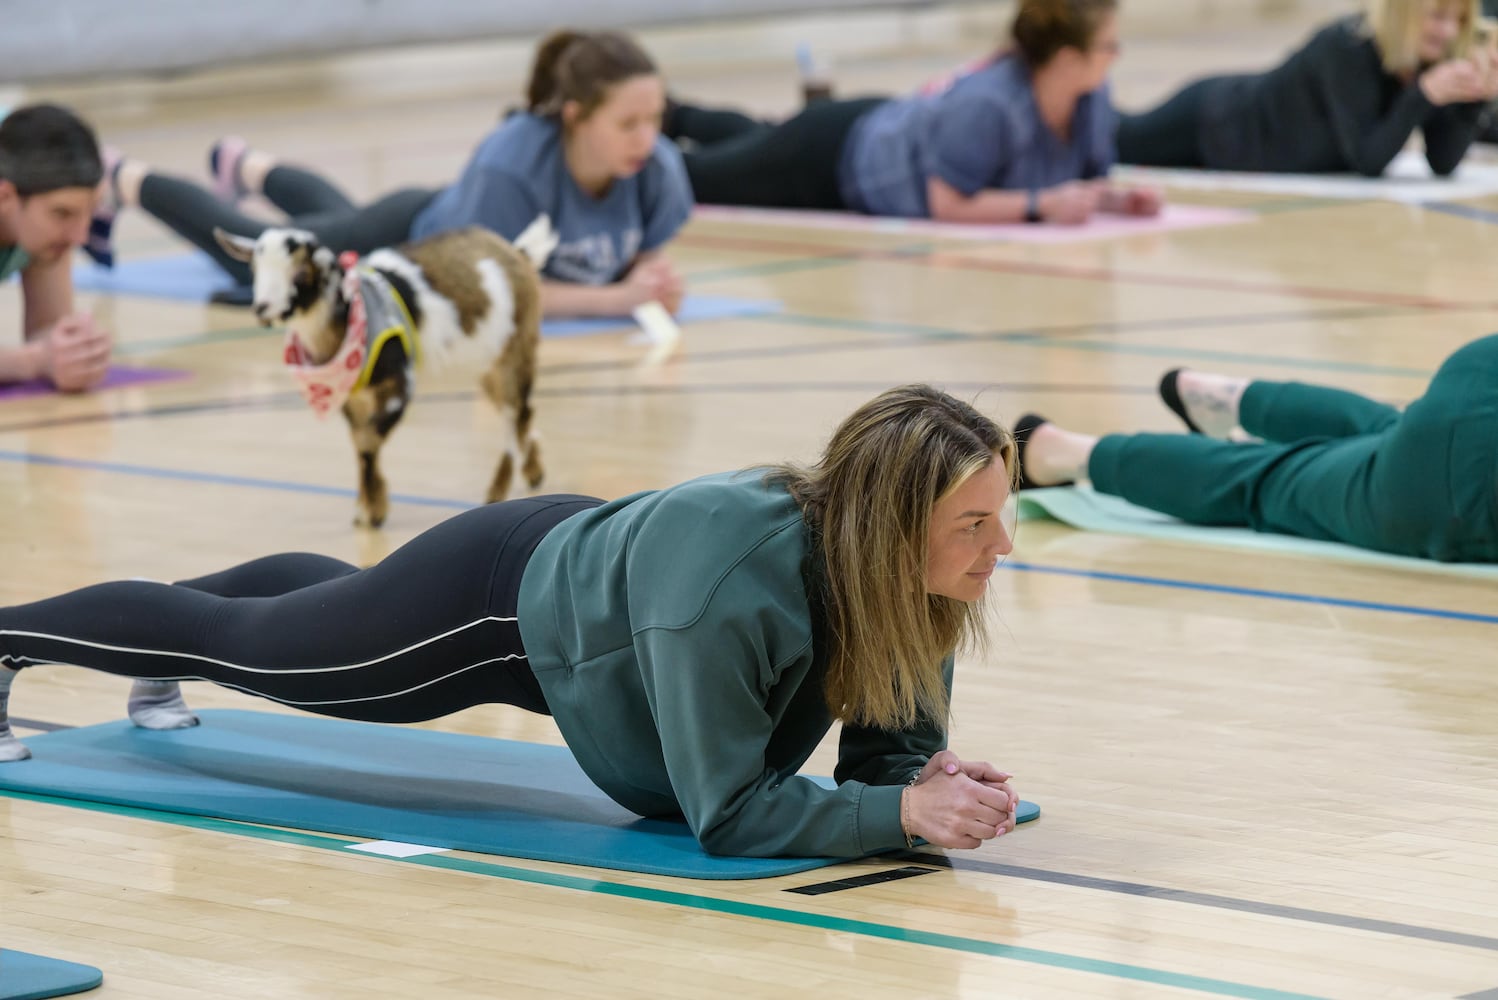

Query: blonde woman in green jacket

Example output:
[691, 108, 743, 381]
[0, 385, 1020, 859]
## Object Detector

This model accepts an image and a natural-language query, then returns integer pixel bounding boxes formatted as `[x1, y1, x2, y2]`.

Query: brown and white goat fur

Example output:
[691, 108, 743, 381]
[216, 220, 557, 528]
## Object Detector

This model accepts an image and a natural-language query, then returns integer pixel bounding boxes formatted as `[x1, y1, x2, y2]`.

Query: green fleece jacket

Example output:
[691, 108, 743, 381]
[517, 470, 952, 858]
[0, 245, 29, 282]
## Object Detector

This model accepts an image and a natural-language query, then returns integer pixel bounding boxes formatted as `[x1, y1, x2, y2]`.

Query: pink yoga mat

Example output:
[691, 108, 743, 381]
[691, 203, 1255, 243]
[0, 365, 190, 401]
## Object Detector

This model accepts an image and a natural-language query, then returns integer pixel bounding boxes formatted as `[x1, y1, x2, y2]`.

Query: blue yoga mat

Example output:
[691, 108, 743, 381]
[0, 710, 1039, 880]
[70, 253, 780, 336]
[0, 951, 102, 1000]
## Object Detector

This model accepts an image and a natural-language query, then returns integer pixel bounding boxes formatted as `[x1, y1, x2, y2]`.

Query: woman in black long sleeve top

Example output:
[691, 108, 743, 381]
[1117, 0, 1498, 176]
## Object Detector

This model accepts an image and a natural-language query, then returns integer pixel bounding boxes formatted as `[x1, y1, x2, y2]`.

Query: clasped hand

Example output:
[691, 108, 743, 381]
[903, 749, 1019, 850]
[38, 312, 112, 392]
[1422, 49, 1498, 105]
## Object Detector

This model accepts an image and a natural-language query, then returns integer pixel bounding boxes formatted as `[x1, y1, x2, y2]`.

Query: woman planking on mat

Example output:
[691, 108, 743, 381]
[664, 0, 1163, 225]
[1013, 334, 1498, 562]
[0, 384, 1022, 859]
[0, 104, 113, 392]
[1116, 0, 1498, 175]
[87, 30, 692, 318]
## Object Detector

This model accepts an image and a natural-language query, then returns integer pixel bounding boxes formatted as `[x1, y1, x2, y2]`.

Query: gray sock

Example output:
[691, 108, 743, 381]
[0, 665, 32, 762]
[127, 679, 199, 730]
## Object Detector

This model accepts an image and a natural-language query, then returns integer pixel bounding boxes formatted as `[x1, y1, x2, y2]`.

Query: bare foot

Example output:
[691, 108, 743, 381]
[1019, 418, 1097, 487]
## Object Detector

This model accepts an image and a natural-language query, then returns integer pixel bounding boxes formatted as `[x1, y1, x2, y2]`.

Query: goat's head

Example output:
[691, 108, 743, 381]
[215, 227, 342, 336]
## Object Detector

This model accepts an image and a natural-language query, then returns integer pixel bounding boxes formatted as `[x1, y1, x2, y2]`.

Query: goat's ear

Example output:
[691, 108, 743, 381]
[214, 228, 257, 263]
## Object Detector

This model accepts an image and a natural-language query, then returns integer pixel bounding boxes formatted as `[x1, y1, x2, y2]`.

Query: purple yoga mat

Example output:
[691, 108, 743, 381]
[0, 365, 190, 401]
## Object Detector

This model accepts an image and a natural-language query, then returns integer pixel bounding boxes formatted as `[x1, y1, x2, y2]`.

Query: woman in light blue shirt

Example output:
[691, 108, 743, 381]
[93, 31, 694, 318]
[670, 0, 1161, 225]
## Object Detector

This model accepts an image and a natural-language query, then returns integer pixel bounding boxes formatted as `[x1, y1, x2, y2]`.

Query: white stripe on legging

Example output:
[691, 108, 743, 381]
[0, 615, 520, 675]
[6, 652, 527, 708]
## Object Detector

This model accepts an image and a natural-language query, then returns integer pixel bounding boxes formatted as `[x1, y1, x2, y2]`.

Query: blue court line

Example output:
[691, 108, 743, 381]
[1425, 201, 1498, 226]
[0, 447, 1492, 624]
[0, 788, 1325, 1000]
[0, 449, 475, 511]
[1000, 560, 1498, 624]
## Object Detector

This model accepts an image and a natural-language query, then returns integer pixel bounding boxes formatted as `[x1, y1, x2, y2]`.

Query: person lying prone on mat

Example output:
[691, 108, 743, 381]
[0, 384, 1022, 859]
[1013, 333, 1498, 562]
[87, 30, 692, 320]
[664, 0, 1162, 226]
[1116, 0, 1498, 175]
[0, 105, 113, 392]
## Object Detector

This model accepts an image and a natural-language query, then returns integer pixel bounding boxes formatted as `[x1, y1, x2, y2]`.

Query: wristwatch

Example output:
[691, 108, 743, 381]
[1024, 189, 1043, 224]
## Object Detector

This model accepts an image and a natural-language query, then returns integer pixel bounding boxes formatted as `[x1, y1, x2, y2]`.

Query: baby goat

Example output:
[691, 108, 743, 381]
[216, 219, 558, 528]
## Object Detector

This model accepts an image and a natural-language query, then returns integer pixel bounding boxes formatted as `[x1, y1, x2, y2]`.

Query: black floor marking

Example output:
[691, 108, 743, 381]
[893, 852, 1498, 952]
[785, 865, 941, 895]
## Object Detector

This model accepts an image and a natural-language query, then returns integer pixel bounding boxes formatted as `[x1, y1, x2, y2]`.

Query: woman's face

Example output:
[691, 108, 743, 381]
[566, 74, 666, 179]
[925, 458, 1015, 602]
[1072, 11, 1122, 91]
[1417, 0, 1466, 63]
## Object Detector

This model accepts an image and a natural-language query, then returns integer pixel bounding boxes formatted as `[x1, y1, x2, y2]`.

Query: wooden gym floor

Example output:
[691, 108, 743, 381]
[1, 3, 1495, 997]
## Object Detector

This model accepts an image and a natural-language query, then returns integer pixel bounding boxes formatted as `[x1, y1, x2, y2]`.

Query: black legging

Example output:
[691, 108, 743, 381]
[0, 495, 600, 723]
[1115, 77, 1217, 168]
[671, 97, 888, 209]
[140, 165, 437, 285]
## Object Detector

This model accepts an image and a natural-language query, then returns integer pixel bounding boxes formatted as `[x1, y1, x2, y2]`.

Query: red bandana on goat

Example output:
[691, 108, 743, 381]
[284, 252, 420, 417]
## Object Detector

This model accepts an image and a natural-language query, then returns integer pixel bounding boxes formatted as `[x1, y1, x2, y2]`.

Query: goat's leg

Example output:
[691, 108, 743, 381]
[479, 367, 523, 503]
[342, 381, 407, 527]
[522, 433, 544, 489]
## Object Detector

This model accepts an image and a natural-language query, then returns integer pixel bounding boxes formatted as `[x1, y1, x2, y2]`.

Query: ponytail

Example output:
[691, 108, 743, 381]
[525, 29, 658, 121]
[1010, 0, 1118, 67]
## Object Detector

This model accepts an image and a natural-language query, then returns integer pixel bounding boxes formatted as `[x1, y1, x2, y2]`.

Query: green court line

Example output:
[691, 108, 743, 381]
[1247, 197, 1366, 216]
[752, 312, 1436, 378]
[688, 256, 861, 282]
[0, 788, 1324, 1000]
[687, 241, 936, 283]
[1000, 333, 1434, 377]
[114, 326, 273, 357]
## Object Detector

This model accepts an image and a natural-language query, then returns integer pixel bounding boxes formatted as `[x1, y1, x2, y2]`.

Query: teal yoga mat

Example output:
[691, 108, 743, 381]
[68, 253, 779, 336]
[0, 951, 102, 1000]
[0, 710, 1039, 880]
[1017, 485, 1498, 579]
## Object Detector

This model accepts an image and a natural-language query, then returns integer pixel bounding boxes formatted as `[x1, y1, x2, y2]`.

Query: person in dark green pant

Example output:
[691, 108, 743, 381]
[1015, 334, 1498, 562]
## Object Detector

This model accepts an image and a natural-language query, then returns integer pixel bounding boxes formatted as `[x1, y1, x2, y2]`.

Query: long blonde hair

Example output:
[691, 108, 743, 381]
[768, 385, 1017, 731]
[1366, 0, 1477, 73]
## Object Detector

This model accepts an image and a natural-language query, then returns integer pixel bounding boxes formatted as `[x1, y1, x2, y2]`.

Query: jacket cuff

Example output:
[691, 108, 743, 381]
[855, 782, 908, 852]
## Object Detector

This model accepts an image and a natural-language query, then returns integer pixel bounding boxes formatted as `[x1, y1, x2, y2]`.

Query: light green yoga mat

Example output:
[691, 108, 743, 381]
[1016, 486, 1498, 580]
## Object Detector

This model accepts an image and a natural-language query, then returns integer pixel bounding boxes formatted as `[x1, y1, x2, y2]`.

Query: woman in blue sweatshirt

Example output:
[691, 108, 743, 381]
[0, 385, 1020, 859]
[90, 30, 693, 319]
